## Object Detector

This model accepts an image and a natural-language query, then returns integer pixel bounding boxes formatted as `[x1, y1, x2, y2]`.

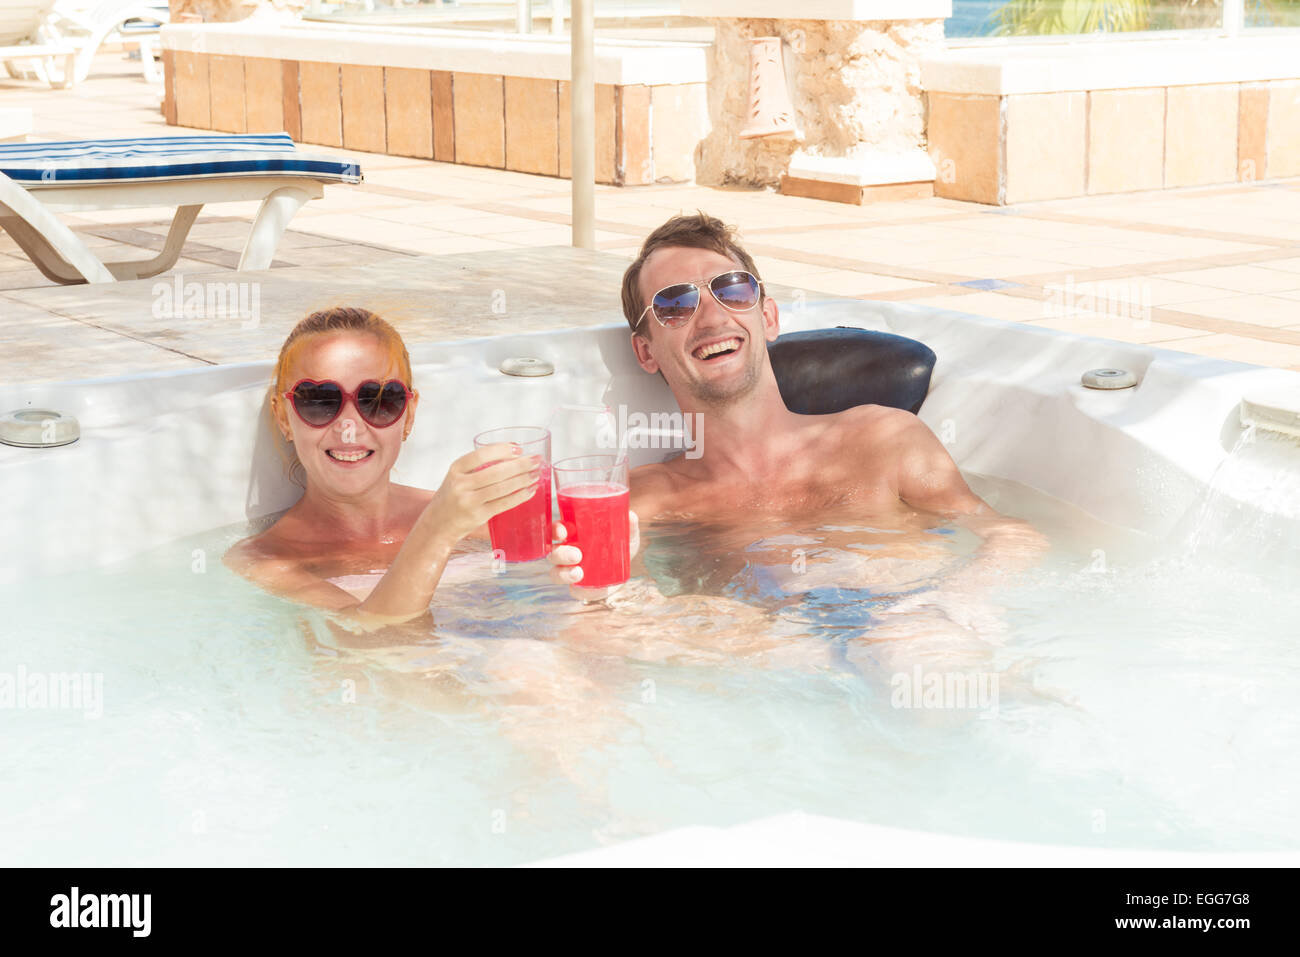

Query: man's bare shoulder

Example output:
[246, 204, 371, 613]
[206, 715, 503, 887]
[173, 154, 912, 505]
[828, 403, 920, 443]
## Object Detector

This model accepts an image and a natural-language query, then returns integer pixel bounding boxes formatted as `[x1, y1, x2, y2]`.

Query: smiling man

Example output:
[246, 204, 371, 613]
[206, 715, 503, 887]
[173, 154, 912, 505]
[619, 212, 997, 523]
[549, 212, 1048, 609]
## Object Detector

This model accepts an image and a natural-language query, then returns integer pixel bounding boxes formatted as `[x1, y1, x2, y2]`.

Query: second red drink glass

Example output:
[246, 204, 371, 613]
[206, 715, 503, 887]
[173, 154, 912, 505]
[473, 426, 551, 563]
[553, 454, 631, 590]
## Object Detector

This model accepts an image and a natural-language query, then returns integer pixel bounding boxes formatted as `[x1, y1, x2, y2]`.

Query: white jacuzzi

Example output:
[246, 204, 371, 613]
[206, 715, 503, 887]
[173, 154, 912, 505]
[3, 300, 1299, 866]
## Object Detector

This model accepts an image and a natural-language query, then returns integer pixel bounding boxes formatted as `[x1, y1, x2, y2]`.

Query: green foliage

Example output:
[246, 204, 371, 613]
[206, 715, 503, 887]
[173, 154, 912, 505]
[988, 1, 1300, 35]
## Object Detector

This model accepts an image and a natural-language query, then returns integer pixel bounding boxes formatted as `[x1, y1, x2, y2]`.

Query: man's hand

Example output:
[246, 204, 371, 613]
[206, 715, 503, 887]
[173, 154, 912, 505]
[547, 512, 641, 601]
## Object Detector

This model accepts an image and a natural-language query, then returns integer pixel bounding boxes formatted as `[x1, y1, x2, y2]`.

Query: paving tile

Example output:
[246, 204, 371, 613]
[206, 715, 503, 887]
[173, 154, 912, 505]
[1026, 313, 1213, 345]
[919, 255, 1081, 279]
[791, 271, 934, 297]
[1151, 332, 1300, 368]
[1158, 265, 1300, 294]
[1163, 294, 1300, 328]
[893, 291, 1059, 323]
[1135, 277, 1270, 306]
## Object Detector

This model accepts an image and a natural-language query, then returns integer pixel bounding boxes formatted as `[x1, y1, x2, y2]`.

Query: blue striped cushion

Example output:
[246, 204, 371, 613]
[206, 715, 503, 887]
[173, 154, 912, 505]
[0, 133, 363, 187]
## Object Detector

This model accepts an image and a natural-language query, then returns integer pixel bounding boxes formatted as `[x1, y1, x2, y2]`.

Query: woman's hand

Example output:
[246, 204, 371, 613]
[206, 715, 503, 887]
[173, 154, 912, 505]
[548, 511, 640, 600]
[420, 443, 544, 545]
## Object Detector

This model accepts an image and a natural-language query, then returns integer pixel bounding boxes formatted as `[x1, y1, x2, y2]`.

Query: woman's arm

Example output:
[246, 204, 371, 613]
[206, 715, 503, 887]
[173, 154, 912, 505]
[225, 444, 543, 631]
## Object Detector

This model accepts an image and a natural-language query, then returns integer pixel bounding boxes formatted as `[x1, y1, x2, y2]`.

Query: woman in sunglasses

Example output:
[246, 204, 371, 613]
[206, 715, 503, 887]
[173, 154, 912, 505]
[224, 306, 542, 629]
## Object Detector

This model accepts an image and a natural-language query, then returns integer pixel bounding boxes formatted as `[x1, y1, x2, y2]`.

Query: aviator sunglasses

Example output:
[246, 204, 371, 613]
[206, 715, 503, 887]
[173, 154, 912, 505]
[283, 379, 413, 429]
[636, 270, 764, 330]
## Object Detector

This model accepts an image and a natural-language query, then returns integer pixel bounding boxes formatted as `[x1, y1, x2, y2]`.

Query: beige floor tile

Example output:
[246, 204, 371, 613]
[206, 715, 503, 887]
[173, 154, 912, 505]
[436, 213, 564, 236]
[765, 232, 947, 265]
[1151, 332, 1300, 368]
[1136, 277, 1267, 306]
[363, 203, 510, 225]
[495, 227, 628, 247]
[288, 214, 450, 244]
[1033, 245, 1170, 268]
[1158, 265, 1300, 294]
[1025, 313, 1213, 344]
[918, 255, 1080, 279]
[1100, 235, 1276, 259]
[395, 235, 518, 255]
[797, 270, 934, 297]
[895, 291, 1057, 322]
[750, 256, 837, 284]
[1169, 294, 1300, 327]
[1255, 256, 1300, 275]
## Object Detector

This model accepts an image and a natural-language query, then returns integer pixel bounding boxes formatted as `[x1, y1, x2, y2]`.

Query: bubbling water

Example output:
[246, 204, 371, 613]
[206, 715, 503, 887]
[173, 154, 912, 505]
[2, 472, 1298, 864]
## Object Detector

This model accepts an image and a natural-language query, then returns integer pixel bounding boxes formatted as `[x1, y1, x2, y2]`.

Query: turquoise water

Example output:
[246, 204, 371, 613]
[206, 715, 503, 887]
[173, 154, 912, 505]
[3, 470, 1298, 865]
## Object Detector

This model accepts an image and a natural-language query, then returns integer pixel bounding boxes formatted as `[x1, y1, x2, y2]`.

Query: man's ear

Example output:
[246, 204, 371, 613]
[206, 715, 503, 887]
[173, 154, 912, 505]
[631, 332, 660, 374]
[761, 296, 780, 344]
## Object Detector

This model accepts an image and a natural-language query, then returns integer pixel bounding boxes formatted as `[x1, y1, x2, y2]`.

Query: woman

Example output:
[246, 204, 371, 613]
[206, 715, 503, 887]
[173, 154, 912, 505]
[224, 306, 546, 631]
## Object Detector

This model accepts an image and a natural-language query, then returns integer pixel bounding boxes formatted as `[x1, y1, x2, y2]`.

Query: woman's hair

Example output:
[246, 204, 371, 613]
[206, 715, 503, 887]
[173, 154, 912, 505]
[270, 307, 413, 487]
[620, 211, 762, 336]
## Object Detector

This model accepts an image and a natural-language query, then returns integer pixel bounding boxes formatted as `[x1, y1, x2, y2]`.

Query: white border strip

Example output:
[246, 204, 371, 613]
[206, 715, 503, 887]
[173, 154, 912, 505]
[161, 22, 710, 87]
[923, 35, 1300, 95]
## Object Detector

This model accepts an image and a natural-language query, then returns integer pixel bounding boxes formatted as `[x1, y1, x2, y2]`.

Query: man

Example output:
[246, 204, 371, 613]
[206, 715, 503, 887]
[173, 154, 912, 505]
[551, 212, 1046, 598]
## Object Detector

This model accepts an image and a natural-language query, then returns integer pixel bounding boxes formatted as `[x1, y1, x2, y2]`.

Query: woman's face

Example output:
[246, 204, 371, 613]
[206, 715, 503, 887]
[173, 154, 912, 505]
[275, 332, 417, 499]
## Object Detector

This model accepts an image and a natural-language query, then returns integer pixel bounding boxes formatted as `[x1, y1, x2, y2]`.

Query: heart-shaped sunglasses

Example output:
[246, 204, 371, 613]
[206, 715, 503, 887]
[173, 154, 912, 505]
[282, 379, 413, 429]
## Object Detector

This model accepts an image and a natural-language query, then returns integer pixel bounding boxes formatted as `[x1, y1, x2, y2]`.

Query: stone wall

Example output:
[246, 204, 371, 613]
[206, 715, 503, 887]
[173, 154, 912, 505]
[166, 48, 709, 185]
[698, 17, 944, 188]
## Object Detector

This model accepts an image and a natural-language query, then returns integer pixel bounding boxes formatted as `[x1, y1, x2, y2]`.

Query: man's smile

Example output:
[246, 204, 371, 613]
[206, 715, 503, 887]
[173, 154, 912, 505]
[691, 334, 745, 362]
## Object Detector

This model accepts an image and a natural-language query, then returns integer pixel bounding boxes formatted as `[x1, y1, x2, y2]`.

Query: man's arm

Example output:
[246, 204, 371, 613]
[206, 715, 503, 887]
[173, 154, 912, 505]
[889, 411, 1049, 588]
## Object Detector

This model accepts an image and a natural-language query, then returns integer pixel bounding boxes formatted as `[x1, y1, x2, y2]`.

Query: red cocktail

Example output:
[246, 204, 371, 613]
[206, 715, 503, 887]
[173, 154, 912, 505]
[473, 426, 551, 563]
[554, 455, 631, 589]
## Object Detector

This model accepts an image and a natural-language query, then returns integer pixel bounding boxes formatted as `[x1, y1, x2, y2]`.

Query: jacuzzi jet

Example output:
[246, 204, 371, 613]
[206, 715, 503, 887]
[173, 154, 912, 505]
[499, 357, 555, 377]
[1240, 388, 1300, 439]
[0, 409, 81, 448]
[1081, 368, 1137, 390]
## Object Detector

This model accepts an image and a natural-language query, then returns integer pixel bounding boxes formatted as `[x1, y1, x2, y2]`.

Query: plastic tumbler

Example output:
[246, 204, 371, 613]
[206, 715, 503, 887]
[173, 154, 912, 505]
[473, 426, 551, 563]
[553, 454, 631, 590]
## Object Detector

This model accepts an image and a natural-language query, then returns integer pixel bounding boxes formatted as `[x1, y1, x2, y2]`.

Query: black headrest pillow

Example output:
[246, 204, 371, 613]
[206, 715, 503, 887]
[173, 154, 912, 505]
[768, 327, 936, 416]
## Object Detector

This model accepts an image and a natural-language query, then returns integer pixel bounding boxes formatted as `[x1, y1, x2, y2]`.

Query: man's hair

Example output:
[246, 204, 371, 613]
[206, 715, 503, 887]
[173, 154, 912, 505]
[620, 212, 761, 336]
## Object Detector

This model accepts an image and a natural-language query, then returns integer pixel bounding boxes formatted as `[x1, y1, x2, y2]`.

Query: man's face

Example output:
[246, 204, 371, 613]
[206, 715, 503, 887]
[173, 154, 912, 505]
[631, 245, 779, 407]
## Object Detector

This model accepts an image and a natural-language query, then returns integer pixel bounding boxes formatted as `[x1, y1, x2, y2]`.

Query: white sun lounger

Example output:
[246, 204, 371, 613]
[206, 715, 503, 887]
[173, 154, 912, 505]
[1, 0, 77, 88]
[0, 132, 363, 284]
[46, 0, 169, 85]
